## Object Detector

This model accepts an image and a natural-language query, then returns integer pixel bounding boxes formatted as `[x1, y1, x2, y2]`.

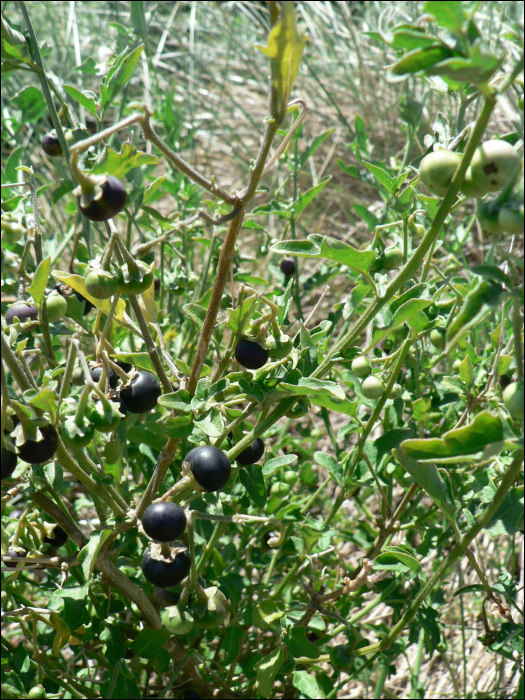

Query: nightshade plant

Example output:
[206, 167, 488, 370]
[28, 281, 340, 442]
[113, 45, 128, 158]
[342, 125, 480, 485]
[1, 2, 523, 699]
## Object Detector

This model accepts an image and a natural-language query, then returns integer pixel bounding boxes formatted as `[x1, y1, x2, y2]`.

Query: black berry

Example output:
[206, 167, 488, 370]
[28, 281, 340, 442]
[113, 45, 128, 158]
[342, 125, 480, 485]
[5, 303, 39, 326]
[89, 364, 119, 390]
[141, 502, 187, 542]
[115, 358, 133, 373]
[78, 175, 127, 222]
[41, 132, 63, 157]
[235, 437, 265, 466]
[155, 587, 180, 607]
[43, 525, 68, 548]
[4, 548, 26, 569]
[119, 371, 161, 414]
[280, 258, 296, 276]
[141, 544, 191, 588]
[17, 424, 58, 465]
[234, 338, 268, 370]
[1, 448, 18, 481]
[184, 445, 231, 492]
[73, 290, 94, 315]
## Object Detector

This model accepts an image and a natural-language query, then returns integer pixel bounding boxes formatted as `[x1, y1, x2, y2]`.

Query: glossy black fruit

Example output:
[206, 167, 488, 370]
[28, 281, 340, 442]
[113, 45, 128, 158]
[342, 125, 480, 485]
[141, 545, 191, 588]
[114, 358, 133, 373]
[78, 176, 127, 222]
[235, 437, 265, 466]
[41, 132, 63, 157]
[5, 303, 39, 326]
[234, 338, 269, 370]
[43, 525, 68, 548]
[142, 502, 187, 542]
[89, 364, 119, 390]
[4, 548, 26, 569]
[184, 445, 231, 492]
[280, 258, 296, 276]
[17, 424, 58, 465]
[119, 371, 161, 414]
[155, 587, 181, 607]
[1, 448, 18, 481]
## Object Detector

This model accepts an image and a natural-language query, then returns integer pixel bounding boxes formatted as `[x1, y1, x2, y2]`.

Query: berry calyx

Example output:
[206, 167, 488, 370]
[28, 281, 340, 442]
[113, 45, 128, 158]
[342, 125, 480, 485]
[235, 437, 265, 466]
[45, 293, 68, 323]
[285, 397, 310, 419]
[117, 261, 154, 295]
[191, 587, 228, 630]
[17, 423, 58, 465]
[85, 269, 119, 300]
[61, 419, 95, 448]
[280, 258, 296, 276]
[360, 376, 385, 399]
[184, 445, 231, 492]
[141, 543, 191, 588]
[1, 448, 18, 481]
[469, 140, 519, 193]
[119, 371, 161, 414]
[5, 303, 39, 327]
[503, 381, 524, 420]
[266, 333, 294, 360]
[429, 328, 446, 351]
[78, 175, 127, 222]
[419, 150, 461, 197]
[162, 605, 194, 635]
[351, 356, 371, 378]
[88, 397, 123, 433]
[41, 132, 63, 157]
[141, 502, 187, 542]
[43, 525, 68, 548]
[234, 338, 269, 370]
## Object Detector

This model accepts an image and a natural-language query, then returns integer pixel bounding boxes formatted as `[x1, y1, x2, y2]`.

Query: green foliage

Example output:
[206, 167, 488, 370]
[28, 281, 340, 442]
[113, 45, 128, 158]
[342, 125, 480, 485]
[1, 2, 523, 699]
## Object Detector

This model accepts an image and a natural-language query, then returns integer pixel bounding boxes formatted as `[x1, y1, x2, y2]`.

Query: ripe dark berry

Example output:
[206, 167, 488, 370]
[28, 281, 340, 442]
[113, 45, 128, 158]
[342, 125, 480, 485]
[141, 544, 191, 588]
[41, 132, 63, 157]
[184, 445, 231, 492]
[114, 358, 133, 373]
[78, 175, 127, 222]
[499, 374, 513, 391]
[155, 587, 180, 607]
[1, 448, 18, 481]
[17, 424, 58, 465]
[5, 303, 39, 326]
[234, 338, 268, 370]
[141, 502, 187, 542]
[235, 437, 265, 466]
[280, 258, 296, 276]
[4, 548, 26, 569]
[89, 364, 119, 390]
[119, 371, 161, 414]
[43, 525, 68, 548]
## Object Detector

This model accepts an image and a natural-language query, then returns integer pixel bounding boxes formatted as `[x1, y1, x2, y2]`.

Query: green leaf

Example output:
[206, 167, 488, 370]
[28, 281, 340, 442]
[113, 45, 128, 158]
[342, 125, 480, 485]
[253, 601, 286, 630]
[109, 352, 154, 373]
[310, 393, 357, 417]
[388, 44, 453, 81]
[300, 128, 334, 168]
[400, 411, 510, 463]
[255, 645, 287, 697]
[412, 397, 432, 422]
[263, 454, 298, 478]
[102, 44, 145, 109]
[295, 177, 331, 216]
[314, 452, 343, 485]
[361, 160, 396, 194]
[184, 303, 208, 330]
[12, 86, 46, 122]
[127, 425, 166, 452]
[284, 628, 320, 659]
[392, 450, 456, 524]
[27, 257, 51, 307]
[254, 3, 306, 124]
[484, 486, 524, 537]
[157, 389, 192, 412]
[458, 356, 475, 386]
[423, 1, 468, 31]
[239, 464, 267, 509]
[130, 628, 171, 660]
[425, 41, 504, 85]
[293, 670, 325, 699]
[446, 279, 506, 351]
[164, 415, 194, 439]
[271, 233, 376, 274]
[64, 85, 98, 117]
[351, 203, 379, 231]
[277, 377, 345, 401]
[471, 264, 512, 288]
[78, 529, 113, 579]
[382, 545, 421, 572]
